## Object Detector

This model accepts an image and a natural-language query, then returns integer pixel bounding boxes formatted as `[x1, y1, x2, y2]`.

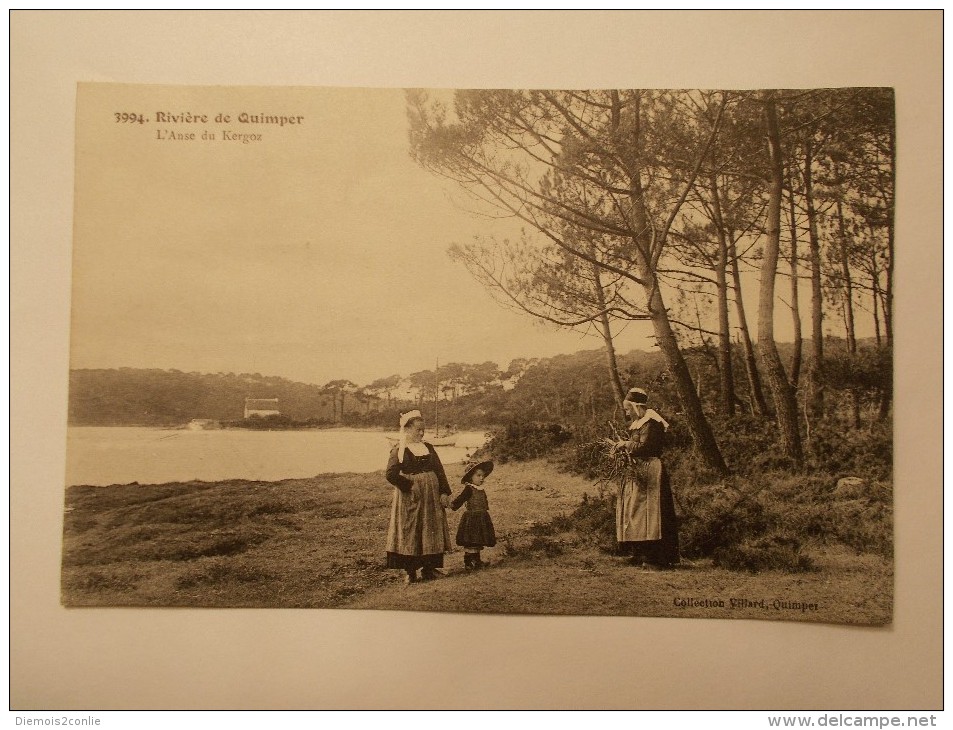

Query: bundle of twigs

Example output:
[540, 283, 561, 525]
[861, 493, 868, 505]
[591, 421, 636, 496]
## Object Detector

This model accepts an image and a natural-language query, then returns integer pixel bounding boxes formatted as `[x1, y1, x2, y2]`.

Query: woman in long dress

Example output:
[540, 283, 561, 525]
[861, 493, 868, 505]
[385, 410, 452, 583]
[613, 387, 679, 569]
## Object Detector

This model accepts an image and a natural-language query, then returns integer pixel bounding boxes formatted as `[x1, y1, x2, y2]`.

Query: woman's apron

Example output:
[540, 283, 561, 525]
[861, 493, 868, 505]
[386, 470, 451, 556]
[616, 457, 663, 543]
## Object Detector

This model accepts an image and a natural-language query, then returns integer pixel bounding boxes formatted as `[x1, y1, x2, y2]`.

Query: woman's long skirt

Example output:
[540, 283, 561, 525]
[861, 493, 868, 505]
[385, 470, 451, 570]
[616, 457, 679, 566]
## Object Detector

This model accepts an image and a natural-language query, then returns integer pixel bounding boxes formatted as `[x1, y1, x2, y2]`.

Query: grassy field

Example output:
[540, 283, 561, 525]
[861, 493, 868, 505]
[61, 460, 892, 625]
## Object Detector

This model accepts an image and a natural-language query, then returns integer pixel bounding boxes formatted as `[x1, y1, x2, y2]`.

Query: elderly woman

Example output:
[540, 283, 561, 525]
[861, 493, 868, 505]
[385, 410, 453, 583]
[612, 387, 680, 569]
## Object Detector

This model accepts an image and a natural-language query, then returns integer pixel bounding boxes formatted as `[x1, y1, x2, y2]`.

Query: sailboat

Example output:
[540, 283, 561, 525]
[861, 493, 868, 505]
[385, 432, 457, 447]
[385, 358, 457, 447]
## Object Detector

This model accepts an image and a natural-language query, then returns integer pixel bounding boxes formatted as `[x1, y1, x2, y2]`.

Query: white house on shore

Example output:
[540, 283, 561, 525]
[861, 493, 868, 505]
[244, 398, 280, 419]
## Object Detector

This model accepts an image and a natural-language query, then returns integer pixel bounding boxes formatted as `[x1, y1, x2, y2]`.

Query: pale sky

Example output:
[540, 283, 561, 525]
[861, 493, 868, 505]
[70, 83, 859, 387]
[69, 83, 661, 386]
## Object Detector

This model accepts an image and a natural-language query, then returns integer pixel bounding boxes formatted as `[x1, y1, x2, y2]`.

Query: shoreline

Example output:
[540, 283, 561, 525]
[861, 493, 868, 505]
[66, 426, 490, 488]
[65, 469, 390, 491]
[64, 442, 494, 491]
[66, 423, 499, 432]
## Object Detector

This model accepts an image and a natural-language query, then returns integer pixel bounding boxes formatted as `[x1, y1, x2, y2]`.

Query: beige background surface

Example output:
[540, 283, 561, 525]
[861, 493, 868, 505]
[11, 10, 942, 709]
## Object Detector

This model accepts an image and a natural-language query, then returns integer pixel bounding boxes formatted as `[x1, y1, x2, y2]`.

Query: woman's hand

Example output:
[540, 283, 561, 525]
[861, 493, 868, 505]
[439, 494, 450, 509]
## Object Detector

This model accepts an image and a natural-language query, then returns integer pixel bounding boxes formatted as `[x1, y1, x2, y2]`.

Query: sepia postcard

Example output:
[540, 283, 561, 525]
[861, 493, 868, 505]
[63, 81, 896, 628]
[14, 10, 941, 712]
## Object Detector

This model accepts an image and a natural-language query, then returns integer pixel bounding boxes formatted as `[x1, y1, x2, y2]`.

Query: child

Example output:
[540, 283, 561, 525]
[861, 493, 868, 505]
[451, 459, 496, 569]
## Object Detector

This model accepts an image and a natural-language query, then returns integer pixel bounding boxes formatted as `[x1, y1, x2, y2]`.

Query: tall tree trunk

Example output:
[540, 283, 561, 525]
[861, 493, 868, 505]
[629, 211, 726, 474]
[834, 169, 860, 429]
[879, 217, 894, 420]
[728, 232, 769, 417]
[835, 193, 857, 355]
[882, 122, 895, 349]
[592, 263, 627, 407]
[787, 170, 803, 388]
[641, 269, 727, 474]
[597, 315, 626, 408]
[710, 175, 736, 416]
[625, 90, 727, 475]
[869, 239, 882, 347]
[878, 124, 895, 421]
[803, 132, 825, 419]
[760, 93, 804, 465]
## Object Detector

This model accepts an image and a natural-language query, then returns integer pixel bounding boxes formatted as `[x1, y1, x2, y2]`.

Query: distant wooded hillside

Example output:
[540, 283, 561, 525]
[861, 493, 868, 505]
[67, 338, 873, 431]
[68, 348, 667, 428]
[68, 369, 339, 426]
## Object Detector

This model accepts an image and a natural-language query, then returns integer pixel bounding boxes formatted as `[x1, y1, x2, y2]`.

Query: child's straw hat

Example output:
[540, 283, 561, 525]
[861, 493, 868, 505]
[462, 459, 494, 484]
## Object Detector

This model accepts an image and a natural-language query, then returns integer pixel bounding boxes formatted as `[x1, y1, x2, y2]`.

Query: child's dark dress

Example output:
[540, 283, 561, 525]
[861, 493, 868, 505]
[451, 484, 496, 548]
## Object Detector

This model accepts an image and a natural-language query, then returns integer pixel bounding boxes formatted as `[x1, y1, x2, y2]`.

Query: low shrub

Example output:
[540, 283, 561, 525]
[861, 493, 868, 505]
[123, 532, 262, 561]
[63, 514, 98, 534]
[487, 422, 573, 463]
[501, 524, 572, 560]
[175, 560, 277, 589]
[65, 569, 141, 593]
[821, 495, 893, 557]
[64, 525, 271, 565]
[713, 533, 814, 572]
[805, 418, 893, 481]
[678, 481, 773, 558]
[561, 491, 617, 554]
[528, 535, 565, 557]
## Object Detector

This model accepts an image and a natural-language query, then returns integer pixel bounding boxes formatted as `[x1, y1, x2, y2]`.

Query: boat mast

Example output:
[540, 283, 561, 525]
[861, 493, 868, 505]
[434, 358, 439, 430]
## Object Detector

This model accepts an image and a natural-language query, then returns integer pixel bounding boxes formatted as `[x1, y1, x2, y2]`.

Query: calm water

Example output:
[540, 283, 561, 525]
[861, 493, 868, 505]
[65, 427, 489, 487]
